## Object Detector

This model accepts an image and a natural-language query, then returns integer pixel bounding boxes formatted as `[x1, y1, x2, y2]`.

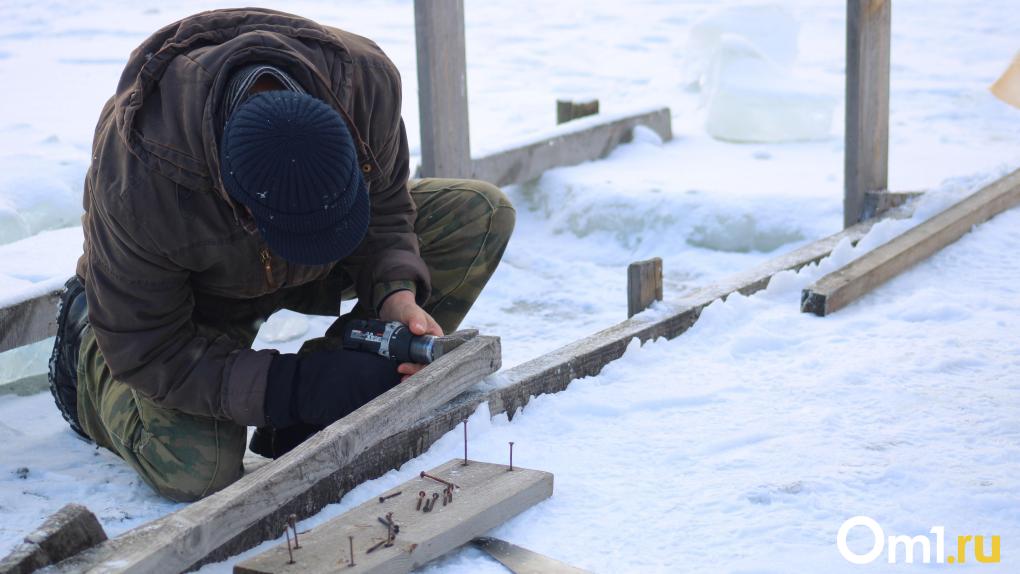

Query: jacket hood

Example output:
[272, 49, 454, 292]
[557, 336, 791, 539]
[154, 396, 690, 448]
[111, 8, 362, 205]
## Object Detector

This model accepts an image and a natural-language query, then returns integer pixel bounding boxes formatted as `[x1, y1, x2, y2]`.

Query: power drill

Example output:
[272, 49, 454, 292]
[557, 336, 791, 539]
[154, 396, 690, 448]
[342, 319, 437, 364]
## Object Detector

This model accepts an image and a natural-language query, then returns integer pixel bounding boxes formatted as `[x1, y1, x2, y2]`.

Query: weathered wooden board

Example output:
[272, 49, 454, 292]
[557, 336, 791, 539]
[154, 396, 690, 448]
[51, 336, 500, 574]
[414, 0, 471, 178]
[844, 0, 890, 227]
[472, 537, 590, 574]
[234, 460, 553, 574]
[627, 257, 663, 318]
[50, 212, 886, 571]
[470, 108, 672, 188]
[803, 168, 1020, 316]
[0, 288, 60, 353]
[0, 503, 106, 574]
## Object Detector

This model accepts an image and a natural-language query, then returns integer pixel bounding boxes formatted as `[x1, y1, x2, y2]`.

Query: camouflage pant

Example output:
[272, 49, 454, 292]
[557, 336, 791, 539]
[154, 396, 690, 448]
[76, 179, 515, 501]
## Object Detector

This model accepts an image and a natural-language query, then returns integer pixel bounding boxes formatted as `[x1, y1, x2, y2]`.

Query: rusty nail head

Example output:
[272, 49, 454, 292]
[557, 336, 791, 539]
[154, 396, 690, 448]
[287, 513, 297, 550]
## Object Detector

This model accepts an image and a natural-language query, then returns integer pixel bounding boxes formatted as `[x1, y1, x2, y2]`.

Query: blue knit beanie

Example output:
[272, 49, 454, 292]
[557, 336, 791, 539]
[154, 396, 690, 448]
[220, 91, 370, 265]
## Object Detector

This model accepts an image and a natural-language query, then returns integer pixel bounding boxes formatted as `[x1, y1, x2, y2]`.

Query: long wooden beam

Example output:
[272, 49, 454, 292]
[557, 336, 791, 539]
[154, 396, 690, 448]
[51, 214, 885, 571]
[51, 336, 501, 574]
[0, 288, 60, 353]
[802, 168, 1020, 316]
[470, 108, 672, 188]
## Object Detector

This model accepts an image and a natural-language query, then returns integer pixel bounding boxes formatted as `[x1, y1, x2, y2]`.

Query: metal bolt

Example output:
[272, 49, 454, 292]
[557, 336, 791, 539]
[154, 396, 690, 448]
[462, 419, 469, 465]
[420, 471, 458, 489]
[288, 514, 300, 549]
[416, 490, 426, 510]
[284, 524, 294, 564]
[377, 516, 399, 535]
[378, 490, 402, 503]
[348, 536, 355, 567]
[508, 441, 515, 471]
[446, 485, 454, 503]
[430, 492, 440, 510]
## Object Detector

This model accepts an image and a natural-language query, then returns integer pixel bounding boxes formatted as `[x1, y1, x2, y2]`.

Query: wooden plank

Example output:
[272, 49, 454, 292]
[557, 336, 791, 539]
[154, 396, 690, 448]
[556, 99, 599, 124]
[0, 288, 61, 353]
[414, 0, 471, 178]
[472, 537, 591, 574]
[51, 336, 501, 574]
[844, 0, 890, 227]
[0, 504, 107, 574]
[233, 460, 553, 574]
[470, 108, 672, 188]
[803, 168, 1020, 316]
[627, 257, 663, 317]
[51, 215, 883, 571]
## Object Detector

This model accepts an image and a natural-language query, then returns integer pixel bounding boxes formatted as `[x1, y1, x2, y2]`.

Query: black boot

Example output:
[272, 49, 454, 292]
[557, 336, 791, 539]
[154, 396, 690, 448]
[48, 276, 91, 441]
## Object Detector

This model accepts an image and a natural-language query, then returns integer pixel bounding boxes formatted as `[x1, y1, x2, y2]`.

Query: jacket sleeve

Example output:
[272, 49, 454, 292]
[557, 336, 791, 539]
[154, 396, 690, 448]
[83, 188, 274, 426]
[343, 59, 431, 312]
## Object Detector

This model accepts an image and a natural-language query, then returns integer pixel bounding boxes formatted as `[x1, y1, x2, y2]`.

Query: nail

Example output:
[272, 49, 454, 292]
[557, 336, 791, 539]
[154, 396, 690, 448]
[446, 485, 454, 503]
[379, 490, 402, 503]
[348, 536, 355, 567]
[284, 524, 294, 564]
[420, 471, 457, 489]
[416, 490, 425, 510]
[366, 538, 387, 554]
[508, 441, 515, 471]
[288, 514, 300, 549]
[462, 419, 469, 466]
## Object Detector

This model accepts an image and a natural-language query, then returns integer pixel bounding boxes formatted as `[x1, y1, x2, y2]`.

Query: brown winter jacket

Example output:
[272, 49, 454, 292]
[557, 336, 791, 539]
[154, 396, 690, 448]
[76, 8, 430, 427]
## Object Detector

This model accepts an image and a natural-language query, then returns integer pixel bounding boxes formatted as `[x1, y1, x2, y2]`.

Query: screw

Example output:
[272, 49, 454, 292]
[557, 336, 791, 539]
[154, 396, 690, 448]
[378, 490, 402, 503]
[430, 492, 440, 510]
[288, 514, 300, 549]
[377, 516, 400, 535]
[420, 471, 458, 489]
[462, 419, 469, 465]
[416, 490, 426, 510]
[446, 485, 454, 503]
[348, 536, 355, 567]
[284, 524, 294, 564]
[508, 441, 515, 471]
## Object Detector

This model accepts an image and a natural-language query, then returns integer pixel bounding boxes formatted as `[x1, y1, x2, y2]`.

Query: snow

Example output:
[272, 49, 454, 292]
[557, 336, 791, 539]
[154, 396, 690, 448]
[0, 0, 1019, 571]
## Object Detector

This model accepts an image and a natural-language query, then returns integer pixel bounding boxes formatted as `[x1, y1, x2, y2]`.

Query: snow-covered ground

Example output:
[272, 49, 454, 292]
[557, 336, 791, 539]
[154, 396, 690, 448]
[1, 0, 1019, 571]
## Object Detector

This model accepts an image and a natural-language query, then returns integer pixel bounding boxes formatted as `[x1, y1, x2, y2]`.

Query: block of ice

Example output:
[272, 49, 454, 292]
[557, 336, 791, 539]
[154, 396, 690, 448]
[702, 34, 837, 143]
[684, 4, 800, 90]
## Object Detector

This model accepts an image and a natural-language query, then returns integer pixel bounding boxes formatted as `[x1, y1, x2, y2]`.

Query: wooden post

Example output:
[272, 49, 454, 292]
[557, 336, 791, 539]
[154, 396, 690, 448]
[556, 99, 600, 124]
[414, 0, 472, 178]
[844, 0, 890, 227]
[627, 257, 663, 318]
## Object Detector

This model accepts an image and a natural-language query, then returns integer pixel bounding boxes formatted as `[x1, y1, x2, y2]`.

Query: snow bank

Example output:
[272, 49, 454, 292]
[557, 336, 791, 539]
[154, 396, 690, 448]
[0, 153, 85, 246]
[686, 5, 838, 143]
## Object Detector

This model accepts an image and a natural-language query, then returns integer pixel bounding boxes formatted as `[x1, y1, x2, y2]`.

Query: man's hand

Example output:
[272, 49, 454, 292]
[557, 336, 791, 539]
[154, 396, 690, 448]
[378, 290, 443, 380]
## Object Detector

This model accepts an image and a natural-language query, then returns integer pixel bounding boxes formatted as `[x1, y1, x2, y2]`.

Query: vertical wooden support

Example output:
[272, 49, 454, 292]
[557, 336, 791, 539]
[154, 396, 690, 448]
[627, 257, 663, 318]
[556, 99, 600, 124]
[414, 0, 472, 178]
[844, 0, 891, 228]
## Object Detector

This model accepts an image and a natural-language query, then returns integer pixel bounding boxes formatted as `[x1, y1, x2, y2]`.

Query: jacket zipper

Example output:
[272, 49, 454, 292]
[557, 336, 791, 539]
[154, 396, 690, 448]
[259, 247, 277, 289]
